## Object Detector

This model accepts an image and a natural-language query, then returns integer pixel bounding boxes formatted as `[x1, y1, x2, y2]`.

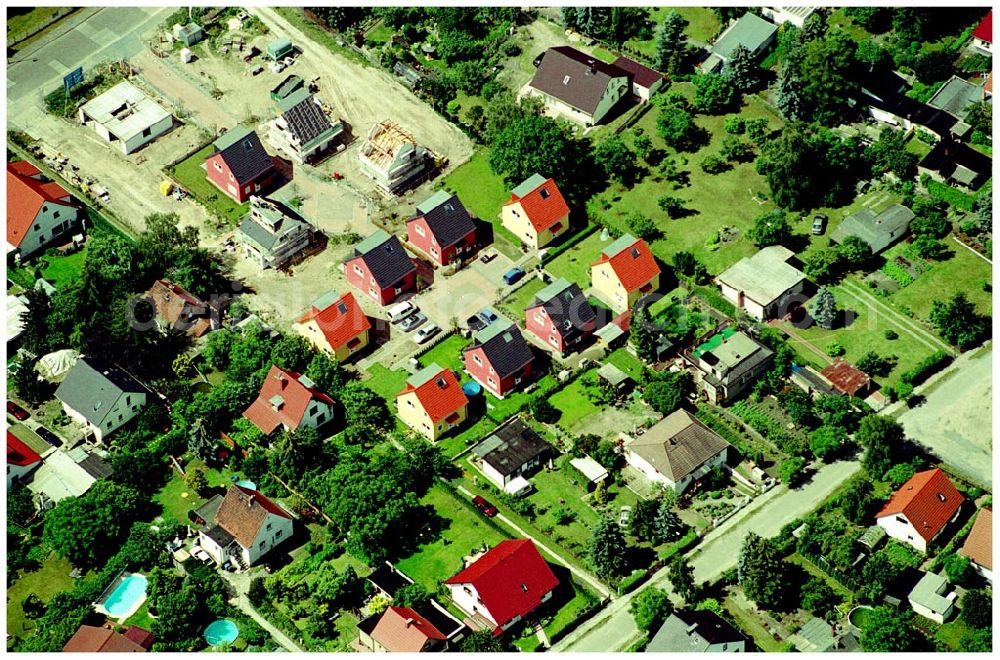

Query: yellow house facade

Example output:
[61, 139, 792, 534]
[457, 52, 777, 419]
[589, 234, 661, 313]
[501, 174, 570, 250]
[396, 364, 470, 441]
[293, 291, 372, 362]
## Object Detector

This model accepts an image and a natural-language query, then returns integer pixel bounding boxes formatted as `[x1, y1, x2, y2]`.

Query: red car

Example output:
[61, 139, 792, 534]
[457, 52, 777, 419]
[7, 401, 29, 421]
[472, 495, 498, 518]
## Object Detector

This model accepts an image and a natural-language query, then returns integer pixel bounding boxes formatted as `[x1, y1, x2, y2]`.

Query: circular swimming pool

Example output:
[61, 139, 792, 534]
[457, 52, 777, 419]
[203, 619, 239, 646]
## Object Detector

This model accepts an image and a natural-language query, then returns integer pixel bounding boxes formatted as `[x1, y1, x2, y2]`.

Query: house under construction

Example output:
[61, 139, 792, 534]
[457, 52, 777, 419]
[78, 81, 173, 154]
[357, 120, 437, 194]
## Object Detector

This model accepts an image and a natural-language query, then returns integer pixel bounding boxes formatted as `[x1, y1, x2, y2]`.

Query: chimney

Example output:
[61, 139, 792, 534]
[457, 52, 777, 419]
[686, 623, 699, 636]
[248, 495, 255, 509]
[404, 618, 416, 628]
[588, 59, 596, 75]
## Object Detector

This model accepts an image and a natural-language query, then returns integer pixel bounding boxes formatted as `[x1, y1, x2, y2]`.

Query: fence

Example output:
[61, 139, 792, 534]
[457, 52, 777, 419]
[800, 550, 860, 592]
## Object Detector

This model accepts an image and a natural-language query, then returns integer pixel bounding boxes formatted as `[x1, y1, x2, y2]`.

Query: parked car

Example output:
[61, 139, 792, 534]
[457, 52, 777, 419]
[503, 267, 526, 285]
[618, 505, 632, 528]
[479, 249, 498, 264]
[479, 308, 499, 325]
[811, 213, 828, 235]
[7, 401, 29, 421]
[399, 312, 427, 332]
[36, 427, 61, 448]
[249, 64, 263, 76]
[191, 547, 215, 566]
[473, 495, 498, 517]
[388, 300, 418, 323]
[415, 324, 440, 344]
[466, 314, 487, 333]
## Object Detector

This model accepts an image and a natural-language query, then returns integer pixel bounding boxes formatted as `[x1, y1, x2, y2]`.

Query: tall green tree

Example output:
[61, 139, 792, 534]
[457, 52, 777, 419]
[930, 293, 990, 349]
[630, 303, 658, 362]
[655, 11, 689, 74]
[668, 556, 699, 602]
[725, 44, 759, 91]
[737, 532, 786, 609]
[692, 73, 739, 114]
[809, 425, 846, 461]
[593, 135, 638, 183]
[811, 287, 837, 330]
[960, 588, 992, 629]
[748, 209, 793, 248]
[588, 515, 629, 579]
[630, 587, 673, 632]
[859, 606, 913, 652]
[43, 481, 145, 566]
[856, 415, 904, 476]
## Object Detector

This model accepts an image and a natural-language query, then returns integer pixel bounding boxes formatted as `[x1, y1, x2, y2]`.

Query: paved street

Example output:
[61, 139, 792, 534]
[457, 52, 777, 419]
[551, 457, 862, 652]
[896, 345, 993, 488]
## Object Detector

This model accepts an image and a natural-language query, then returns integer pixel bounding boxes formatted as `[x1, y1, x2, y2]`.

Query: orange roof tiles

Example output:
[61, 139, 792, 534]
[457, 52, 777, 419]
[243, 365, 335, 435]
[7, 161, 78, 249]
[504, 176, 569, 233]
[62, 625, 149, 652]
[296, 291, 371, 350]
[820, 359, 870, 397]
[959, 507, 992, 571]
[591, 235, 660, 293]
[397, 366, 468, 424]
[371, 606, 446, 652]
[146, 279, 212, 337]
[877, 468, 965, 543]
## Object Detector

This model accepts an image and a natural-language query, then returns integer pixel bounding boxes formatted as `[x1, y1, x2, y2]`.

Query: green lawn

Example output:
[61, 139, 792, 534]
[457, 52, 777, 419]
[483, 374, 558, 423]
[416, 333, 470, 374]
[723, 594, 787, 652]
[526, 454, 602, 553]
[499, 277, 546, 319]
[591, 87, 782, 275]
[441, 149, 521, 259]
[167, 145, 249, 225]
[605, 347, 646, 381]
[395, 483, 509, 591]
[884, 241, 992, 320]
[546, 231, 608, 291]
[362, 364, 410, 403]
[549, 373, 603, 429]
[153, 459, 238, 524]
[827, 8, 875, 43]
[7, 7, 71, 44]
[934, 617, 973, 651]
[123, 601, 156, 631]
[786, 553, 854, 600]
[7, 553, 79, 640]
[778, 281, 938, 384]
[624, 7, 722, 58]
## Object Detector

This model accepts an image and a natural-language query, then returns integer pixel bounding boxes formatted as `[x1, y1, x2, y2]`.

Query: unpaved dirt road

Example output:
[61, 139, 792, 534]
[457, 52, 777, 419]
[897, 345, 993, 488]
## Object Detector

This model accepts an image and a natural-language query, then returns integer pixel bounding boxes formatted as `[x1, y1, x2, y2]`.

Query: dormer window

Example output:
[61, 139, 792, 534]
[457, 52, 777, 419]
[539, 187, 550, 199]
[562, 75, 571, 85]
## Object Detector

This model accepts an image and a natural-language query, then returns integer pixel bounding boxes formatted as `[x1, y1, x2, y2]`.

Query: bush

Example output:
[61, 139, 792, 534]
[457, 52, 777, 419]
[898, 350, 951, 387]
[700, 154, 729, 174]
[826, 342, 846, 357]
[724, 117, 744, 134]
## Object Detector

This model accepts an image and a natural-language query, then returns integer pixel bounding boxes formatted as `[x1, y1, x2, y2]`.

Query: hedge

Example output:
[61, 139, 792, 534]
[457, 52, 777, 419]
[693, 285, 737, 319]
[541, 222, 601, 264]
[926, 180, 976, 211]
[898, 349, 951, 387]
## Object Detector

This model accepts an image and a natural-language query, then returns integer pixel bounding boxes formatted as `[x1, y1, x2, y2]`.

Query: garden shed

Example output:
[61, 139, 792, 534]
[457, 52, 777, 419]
[570, 456, 609, 487]
[266, 37, 293, 61]
[597, 362, 634, 395]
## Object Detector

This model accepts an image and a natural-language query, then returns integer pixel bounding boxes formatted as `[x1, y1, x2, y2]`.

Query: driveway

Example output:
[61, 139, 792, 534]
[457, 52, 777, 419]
[896, 345, 992, 488]
[550, 457, 863, 652]
[221, 570, 304, 652]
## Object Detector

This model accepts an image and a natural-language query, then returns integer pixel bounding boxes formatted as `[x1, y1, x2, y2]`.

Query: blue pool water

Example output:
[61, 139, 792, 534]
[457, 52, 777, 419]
[204, 619, 239, 646]
[103, 574, 148, 617]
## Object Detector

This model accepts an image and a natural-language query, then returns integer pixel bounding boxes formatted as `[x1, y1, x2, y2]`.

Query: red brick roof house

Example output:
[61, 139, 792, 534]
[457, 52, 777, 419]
[972, 10, 992, 55]
[501, 174, 570, 249]
[243, 365, 336, 436]
[144, 279, 215, 338]
[7, 161, 81, 259]
[205, 126, 278, 203]
[959, 507, 992, 583]
[524, 277, 597, 356]
[590, 234, 661, 313]
[462, 318, 535, 399]
[294, 291, 372, 362]
[396, 364, 470, 441]
[406, 191, 477, 267]
[360, 606, 448, 652]
[445, 539, 559, 636]
[196, 485, 295, 569]
[62, 625, 153, 652]
[344, 229, 417, 306]
[876, 468, 965, 553]
[7, 429, 42, 488]
[612, 56, 666, 101]
[820, 359, 871, 398]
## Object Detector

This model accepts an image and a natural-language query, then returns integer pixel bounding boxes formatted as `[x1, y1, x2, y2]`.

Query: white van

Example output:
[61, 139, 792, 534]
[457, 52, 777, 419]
[387, 301, 417, 323]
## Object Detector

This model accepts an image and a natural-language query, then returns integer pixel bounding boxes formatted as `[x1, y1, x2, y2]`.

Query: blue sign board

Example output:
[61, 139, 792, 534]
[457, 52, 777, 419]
[63, 67, 84, 93]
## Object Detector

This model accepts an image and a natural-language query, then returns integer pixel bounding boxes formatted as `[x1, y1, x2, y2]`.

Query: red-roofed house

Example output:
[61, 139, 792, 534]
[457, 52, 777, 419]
[445, 539, 559, 636]
[959, 507, 992, 583]
[196, 484, 295, 569]
[243, 365, 336, 436]
[396, 364, 469, 441]
[359, 606, 448, 653]
[7, 430, 42, 488]
[294, 291, 371, 362]
[7, 161, 81, 259]
[501, 174, 570, 249]
[972, 10, 992, 55]
[62, 624, 153, 652]
[145, 279, 214, 338]
[612, 56, 666, 102]
[876, 468, 965, 553]
[820, 359, 871, 398]
[590, 234, 661, 313]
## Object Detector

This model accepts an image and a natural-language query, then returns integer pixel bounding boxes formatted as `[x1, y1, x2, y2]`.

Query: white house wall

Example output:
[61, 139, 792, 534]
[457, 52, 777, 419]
[877, 514, 929, 553]
[246, 511, 294, 565]
[448, 583, 498, 627]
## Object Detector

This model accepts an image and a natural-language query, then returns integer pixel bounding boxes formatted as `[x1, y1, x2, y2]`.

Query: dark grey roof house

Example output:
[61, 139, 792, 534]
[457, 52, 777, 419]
[466, 318, 535, 381]
[55, 357, 149, 442]
[647, 610, 748, 653]
[350, 229, 417, 290]
[268, 89, 344, 164]
[409, 191, 477, 253]
[624, 409, 731, 494]
[210, 126, 276, 188]
[472, 418, 552, 493]
[527, 46, 631, 125]
[919, 139, 992, 191]
[830, 204, 915, 254]
[237, 196, 314, 270]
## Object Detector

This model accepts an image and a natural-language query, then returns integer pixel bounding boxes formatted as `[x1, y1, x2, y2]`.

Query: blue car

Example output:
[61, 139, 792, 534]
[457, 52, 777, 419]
[502, 267, 526, 285]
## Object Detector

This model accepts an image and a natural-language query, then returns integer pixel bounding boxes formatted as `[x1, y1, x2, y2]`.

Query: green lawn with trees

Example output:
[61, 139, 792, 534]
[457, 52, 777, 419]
[166, 145, 249, 225]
